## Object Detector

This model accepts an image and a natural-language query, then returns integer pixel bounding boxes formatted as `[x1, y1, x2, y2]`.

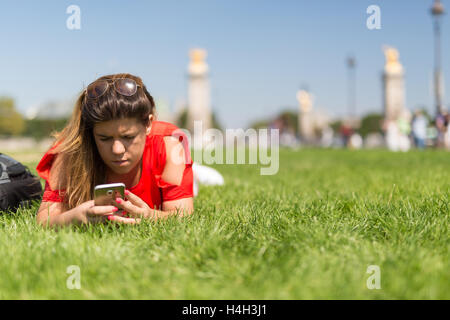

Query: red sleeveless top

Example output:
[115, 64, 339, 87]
[36, 121, 193, 209]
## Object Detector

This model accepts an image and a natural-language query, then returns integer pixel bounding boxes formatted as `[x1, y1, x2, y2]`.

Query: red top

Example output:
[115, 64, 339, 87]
[36, 121, 193, 209]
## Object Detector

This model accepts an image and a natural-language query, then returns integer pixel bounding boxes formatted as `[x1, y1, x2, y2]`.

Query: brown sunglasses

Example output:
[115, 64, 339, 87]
[85, 78, 141, 100]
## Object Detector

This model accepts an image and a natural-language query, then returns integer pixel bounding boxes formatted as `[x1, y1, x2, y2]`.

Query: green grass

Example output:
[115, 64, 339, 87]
[0, 149, 448, 299]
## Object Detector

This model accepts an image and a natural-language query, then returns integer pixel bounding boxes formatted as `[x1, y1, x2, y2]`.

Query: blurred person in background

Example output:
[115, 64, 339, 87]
[411, 110, 428, 149]
[435, 112, 448, 148]
[444, 113, 450, 150]
[339, 121, 353, 148]
[426, 124, 439, 148]
[385, 119, 400, 151]
[397, 110, 412, 152]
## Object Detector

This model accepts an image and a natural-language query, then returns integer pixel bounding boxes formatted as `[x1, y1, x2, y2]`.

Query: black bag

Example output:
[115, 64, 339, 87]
[0, 153, 43, 213]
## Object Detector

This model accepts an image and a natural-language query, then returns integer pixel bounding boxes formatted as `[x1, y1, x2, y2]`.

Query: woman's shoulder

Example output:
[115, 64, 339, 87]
[144, 121, 192, 174]
[147, 121, 191, 159]
[143, 122, 194, 194]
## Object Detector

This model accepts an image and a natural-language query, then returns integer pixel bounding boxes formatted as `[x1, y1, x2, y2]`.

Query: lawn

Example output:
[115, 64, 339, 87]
[0, 149, 448, 299]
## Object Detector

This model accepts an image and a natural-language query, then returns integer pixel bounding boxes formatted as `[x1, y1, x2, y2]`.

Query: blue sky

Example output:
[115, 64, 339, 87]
[0, 0, 448, 128]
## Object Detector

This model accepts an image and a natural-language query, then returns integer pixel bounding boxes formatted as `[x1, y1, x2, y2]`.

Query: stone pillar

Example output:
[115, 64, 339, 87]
[297, 89, 315, 143]
[187, 49, 212, 140]
[382, 47, 406, 121]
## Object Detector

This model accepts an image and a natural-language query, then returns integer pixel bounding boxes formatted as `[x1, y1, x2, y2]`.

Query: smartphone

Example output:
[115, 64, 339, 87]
[94, 183, 125, 206]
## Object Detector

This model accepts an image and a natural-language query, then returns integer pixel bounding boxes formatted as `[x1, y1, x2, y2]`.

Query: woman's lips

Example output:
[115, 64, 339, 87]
[112, 160, 128, 166]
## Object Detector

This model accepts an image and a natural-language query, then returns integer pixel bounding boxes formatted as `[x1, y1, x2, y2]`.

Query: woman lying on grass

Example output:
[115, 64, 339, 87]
[36, 73, 193, 227]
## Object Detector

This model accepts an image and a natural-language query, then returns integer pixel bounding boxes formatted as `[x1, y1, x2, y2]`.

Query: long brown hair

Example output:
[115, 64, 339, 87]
[51, 73, 156, 210]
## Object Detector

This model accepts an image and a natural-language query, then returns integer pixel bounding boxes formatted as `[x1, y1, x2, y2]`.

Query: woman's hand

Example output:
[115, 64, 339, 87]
[105, 135, 194, 225]
[76, 200, 119, 224]
[110, 190, 193, 224]
[109, 190, 149, 224]
[37, 199, 119, 227]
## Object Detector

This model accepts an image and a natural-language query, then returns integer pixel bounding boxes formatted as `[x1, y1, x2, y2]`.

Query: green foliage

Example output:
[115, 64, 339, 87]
[330, 120, 342, 133]
[175, 109, 222, 130]
[248, 119, 270, 129]
[0, 149, 448, 299]
[22, 118, 68, 140]
[278, 110, 298, 133]
[0, 96, 68, 139]
[358, 113, 384, 138]
[249, 109, 298, 132]
[176, 109, 188, 129]
[0, 97, 25, 136]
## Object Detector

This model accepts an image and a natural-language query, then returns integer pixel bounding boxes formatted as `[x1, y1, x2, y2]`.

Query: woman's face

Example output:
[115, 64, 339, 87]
[93, 117, 151, 175]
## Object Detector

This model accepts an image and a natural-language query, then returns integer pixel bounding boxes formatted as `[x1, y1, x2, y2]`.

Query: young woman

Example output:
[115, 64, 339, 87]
[36, 73, 193, 227]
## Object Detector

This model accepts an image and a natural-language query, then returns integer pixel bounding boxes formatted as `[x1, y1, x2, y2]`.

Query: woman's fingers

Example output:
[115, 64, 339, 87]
[87, 205, 118, 216]
[87, 215, 109, 224]
[124, 190, 147, 207]
[113, 197, 143, 217]
[107, 215, 141, 224]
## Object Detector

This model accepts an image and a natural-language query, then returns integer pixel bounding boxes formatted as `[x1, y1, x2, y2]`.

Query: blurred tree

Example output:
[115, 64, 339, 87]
[23, 118, 68, 141]
[0, 97, 25, 136]
[176, 109, 188, 129]
[175, 109, 222, 131]
[330, 120, 342, 133]
[278, 110, 298, 133]
[248, 109, 298, 132]
[358, 113, 384, 137]
[248, 119, 270, 129]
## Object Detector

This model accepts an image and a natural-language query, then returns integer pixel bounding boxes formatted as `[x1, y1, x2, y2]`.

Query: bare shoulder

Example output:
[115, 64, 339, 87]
[163, 136, 185, 162]
[162, 136, 186, 186]
[163, 135, 182, 147]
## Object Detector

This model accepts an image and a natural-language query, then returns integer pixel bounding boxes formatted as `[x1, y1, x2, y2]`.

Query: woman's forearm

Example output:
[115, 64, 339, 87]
[37, 205, 82, 228]
[48, 210, 82, 227]
[143, 207, 193, 220]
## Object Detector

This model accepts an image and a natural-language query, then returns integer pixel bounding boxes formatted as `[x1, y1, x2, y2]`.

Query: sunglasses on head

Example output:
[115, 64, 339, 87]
[85, 78, 141, 100]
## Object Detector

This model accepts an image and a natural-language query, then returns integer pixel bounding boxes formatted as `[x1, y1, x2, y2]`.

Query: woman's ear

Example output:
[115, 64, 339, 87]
[146, 114, 154, 135]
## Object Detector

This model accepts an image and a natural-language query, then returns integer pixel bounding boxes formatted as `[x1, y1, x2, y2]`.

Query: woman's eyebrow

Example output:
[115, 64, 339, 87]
[95, 133, 111, 138]
[96, 131, 137, 137]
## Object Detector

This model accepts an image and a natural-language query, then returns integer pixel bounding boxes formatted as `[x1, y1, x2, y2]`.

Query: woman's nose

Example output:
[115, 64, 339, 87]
[112, 140, 126, 154]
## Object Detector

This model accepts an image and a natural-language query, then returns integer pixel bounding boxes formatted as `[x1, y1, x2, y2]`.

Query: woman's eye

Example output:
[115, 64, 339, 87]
[100, 138, 111, 142]
[124, 136, 135, 140]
